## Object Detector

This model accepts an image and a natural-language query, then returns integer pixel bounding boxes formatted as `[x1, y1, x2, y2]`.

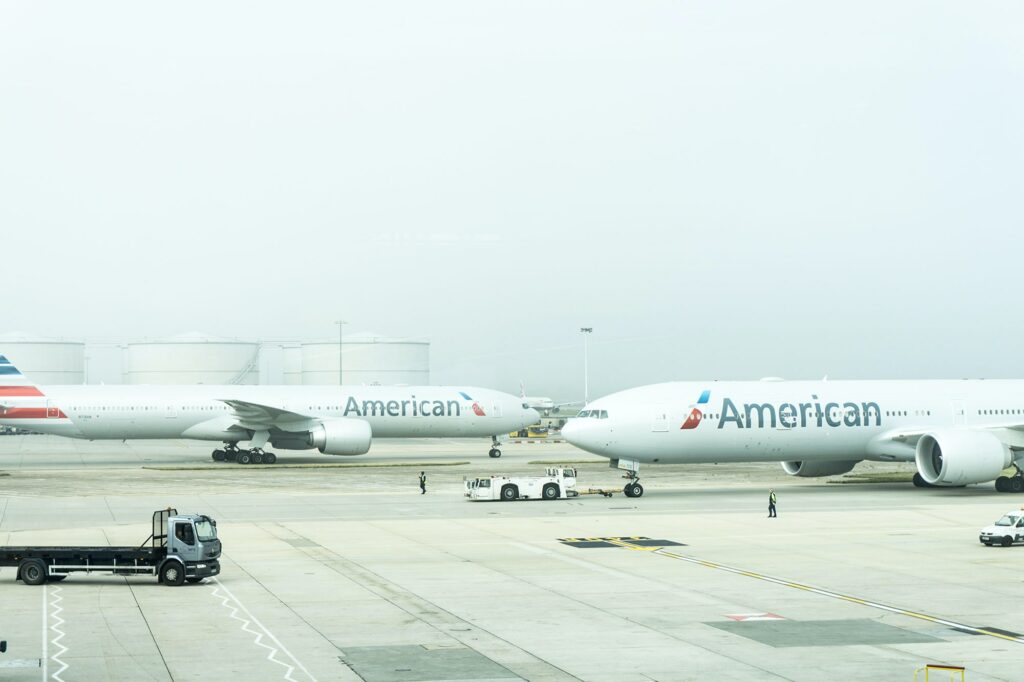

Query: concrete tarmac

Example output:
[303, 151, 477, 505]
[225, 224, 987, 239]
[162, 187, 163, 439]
[1, 435, 1022, 681]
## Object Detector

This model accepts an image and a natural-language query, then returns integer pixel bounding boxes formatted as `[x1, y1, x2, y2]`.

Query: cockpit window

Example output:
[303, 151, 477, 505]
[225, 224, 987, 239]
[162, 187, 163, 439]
[577, 410, 590, 418]
[599, 410, 608, 419]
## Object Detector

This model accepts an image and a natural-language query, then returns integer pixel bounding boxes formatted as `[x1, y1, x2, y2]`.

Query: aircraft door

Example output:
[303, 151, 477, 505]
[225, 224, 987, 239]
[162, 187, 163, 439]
[165, 402, 178, 420]
[951, 400, 965, 425]
[492, 403, 502, 418]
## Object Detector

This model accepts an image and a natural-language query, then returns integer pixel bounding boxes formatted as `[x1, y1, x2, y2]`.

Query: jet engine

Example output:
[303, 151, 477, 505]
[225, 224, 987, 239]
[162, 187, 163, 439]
[781, 460, 860, 477]
[308, 419, 373, 456]
[915, 429, 1010, 486]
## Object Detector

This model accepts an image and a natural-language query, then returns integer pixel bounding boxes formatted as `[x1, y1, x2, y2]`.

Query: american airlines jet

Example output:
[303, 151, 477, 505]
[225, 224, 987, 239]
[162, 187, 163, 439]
[0, 354, 539, 463]
[562, 379, 1024, 497]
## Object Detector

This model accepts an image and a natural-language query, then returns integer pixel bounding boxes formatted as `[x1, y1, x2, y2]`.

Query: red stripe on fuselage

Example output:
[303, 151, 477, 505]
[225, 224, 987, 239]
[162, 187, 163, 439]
[0, 386, 45, 397]
[0, 407, 68, 419]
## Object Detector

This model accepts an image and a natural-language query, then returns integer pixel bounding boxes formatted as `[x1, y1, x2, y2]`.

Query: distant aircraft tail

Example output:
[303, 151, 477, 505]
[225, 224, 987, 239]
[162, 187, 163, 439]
[0, 355, 44, 397]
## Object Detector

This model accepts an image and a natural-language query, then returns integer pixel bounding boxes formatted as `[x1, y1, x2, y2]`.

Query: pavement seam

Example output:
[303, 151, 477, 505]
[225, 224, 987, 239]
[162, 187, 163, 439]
[272, 522, 580, 682]
[209, 578, 318, 682]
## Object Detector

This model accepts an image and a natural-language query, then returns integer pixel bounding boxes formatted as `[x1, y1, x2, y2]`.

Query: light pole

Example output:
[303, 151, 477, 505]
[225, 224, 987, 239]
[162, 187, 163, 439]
[580, 327, 593, 404]
[335, 320, 347, 385]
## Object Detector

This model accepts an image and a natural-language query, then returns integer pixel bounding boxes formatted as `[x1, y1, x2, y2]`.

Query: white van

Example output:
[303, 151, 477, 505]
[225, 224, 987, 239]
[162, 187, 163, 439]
[979, 509, 1024, 547]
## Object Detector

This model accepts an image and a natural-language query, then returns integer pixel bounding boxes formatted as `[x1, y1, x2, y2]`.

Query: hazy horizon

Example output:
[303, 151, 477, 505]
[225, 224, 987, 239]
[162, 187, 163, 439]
[3, 2, 1022, 401]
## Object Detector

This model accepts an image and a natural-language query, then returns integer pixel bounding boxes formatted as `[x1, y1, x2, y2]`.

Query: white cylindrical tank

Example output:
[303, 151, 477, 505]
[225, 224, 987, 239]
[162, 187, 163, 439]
[125, 333, 260, 385]
[0, 332, 85, 385]
[283, 345, 303, 385]
[301, 333, 429, 385]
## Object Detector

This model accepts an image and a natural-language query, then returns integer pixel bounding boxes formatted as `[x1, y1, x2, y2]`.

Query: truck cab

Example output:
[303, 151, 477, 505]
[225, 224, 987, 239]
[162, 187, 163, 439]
[167, 513, 221, 570]
[979, 509, 1024, 547]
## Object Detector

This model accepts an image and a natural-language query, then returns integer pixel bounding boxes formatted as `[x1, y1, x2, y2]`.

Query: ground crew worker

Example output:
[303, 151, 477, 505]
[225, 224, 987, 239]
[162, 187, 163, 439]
[419, 471, 427, 495]
[768, 489, 777, 517]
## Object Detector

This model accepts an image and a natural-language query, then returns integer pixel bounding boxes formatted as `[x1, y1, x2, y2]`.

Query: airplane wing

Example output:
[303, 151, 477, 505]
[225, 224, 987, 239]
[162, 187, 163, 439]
[869, 424, 1024, 460]
[218, 399, 321, 432]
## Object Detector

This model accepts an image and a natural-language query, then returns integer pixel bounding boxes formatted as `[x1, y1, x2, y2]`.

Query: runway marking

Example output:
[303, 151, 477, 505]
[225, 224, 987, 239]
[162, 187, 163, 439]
[210, 578, 318, 682]
[48, 585, 69, 681]
[603, 538, 1024, 645]
[40, 585, 47, 681]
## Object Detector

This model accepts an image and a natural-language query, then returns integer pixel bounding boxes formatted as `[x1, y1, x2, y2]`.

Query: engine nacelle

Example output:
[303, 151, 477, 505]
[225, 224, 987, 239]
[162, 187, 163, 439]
[915, 429, 1010, 486]
[308, 419, 372, 456]
[781, 460, 860, 477]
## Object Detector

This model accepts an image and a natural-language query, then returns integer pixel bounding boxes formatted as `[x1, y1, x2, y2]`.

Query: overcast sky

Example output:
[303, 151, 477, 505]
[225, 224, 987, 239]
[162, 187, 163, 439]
[2, 2, 1022, 400]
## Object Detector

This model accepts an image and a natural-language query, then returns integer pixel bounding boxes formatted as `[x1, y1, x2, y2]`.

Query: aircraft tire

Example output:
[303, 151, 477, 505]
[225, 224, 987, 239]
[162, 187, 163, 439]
[212, 450, 226, 462]
[996, 476, 1010, 492]
[632, 483, 644, 498]
[489, 448, 501, 458]
[265, 453, 277, 464]
[912, 473, 926, 488]
[1011, 477, 1024, 494]
[237, 452, 252, 465]
[252, 453, 264, 464]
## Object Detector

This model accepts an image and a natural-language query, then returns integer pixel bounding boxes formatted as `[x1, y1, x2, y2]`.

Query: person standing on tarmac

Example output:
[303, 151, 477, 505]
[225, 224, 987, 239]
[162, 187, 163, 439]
[768, 489, 777, 517]
[419, 471, 427, 495]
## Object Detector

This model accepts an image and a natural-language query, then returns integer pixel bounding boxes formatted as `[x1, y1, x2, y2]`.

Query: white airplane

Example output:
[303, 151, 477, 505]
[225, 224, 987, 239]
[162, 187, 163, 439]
[562, 379, 1024, 497]
[519, 381, 579, 416]
[0, 354, 539, 463]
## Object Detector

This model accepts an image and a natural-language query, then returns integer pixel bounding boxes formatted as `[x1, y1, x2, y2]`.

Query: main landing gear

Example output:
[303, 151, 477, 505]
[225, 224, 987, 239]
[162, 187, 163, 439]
[995, 465, 1024, 493]
[488, 436, 502, 459]
[211, 443, 278, 465]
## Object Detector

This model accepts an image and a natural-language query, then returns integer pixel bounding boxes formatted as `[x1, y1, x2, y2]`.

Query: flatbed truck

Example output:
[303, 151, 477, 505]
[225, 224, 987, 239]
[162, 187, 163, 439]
[0, 509, 221, 586]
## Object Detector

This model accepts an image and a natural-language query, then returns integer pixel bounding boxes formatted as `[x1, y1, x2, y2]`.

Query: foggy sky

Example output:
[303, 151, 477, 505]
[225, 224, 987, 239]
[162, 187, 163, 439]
[2, 2, 1022, 401]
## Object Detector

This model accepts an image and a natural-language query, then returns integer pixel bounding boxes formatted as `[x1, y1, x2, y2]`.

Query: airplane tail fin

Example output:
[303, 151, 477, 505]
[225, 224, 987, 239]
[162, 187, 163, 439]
[0, 355, 45, 397]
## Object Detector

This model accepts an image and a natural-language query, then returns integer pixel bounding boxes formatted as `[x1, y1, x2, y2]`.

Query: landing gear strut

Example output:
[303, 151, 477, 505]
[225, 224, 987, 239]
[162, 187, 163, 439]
[622, 470, 644, 498]
[995, 465, 1024, 493]
[488, 436, 502, 458]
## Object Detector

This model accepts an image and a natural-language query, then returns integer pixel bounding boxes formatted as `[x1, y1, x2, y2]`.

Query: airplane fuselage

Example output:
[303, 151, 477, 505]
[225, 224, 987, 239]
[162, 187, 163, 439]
[563, 379, 1024, 465]
[0, 385, 536, 442]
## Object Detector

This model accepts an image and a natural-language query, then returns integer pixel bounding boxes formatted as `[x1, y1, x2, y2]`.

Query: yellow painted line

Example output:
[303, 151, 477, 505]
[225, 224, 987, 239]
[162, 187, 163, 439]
[607, 541, 1024, 645]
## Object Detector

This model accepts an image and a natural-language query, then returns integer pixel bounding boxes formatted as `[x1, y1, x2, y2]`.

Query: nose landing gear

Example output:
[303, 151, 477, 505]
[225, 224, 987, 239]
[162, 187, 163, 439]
[623, 471, 644, 498]
[488, 436, 502, 458]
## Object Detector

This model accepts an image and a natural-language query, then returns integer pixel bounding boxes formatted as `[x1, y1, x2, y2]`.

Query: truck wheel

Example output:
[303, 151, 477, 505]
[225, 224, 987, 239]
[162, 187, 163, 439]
[1001, 536, 1013, 547]
[501, 485, 518, 501]
[160, 562, 186, 586]
[542, 484, 559, 500]
[20, 560, 47, 586]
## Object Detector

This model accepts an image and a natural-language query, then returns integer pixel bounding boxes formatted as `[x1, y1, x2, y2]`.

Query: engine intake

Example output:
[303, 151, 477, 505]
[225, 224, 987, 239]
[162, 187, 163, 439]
[309, 419, 372, 456]
[781, 460, 859, 477]
[915, 429, 1009, 486]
